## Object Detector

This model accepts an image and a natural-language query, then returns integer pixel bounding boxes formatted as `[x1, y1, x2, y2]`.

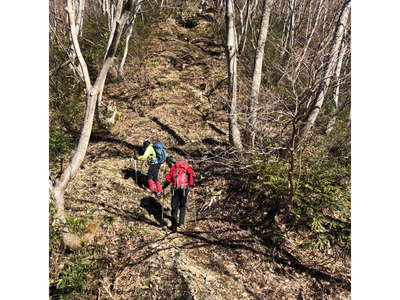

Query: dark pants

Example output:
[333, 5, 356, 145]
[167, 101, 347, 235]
[171, 188, 189, 228]
[147, 163, 161, 181]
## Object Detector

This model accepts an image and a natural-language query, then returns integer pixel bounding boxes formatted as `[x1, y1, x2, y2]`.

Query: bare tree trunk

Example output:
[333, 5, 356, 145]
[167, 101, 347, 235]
[104, 0, 124, 61]
[274, 0, 296, 84]
[76, 0, 85, 37]
[51, 0, 137, 222]
[296, 0, 350, 145]
[326, 36, 349, 135]
[281, 0, 295, 59]
[225, 0, 243, 151]
[332, 35, 349, 108]
[239, 0, 260, 54]
[52, 61, 113, 221]
[118, 1, 143, 78]
[288, 0, 296, 51]
[249, 0, 274, 148]
[118, 22, 134, 78]
[216, 0, 224, 13]
[67, 0, 86, 81]
[292, 0, 324, 81]
[237, 0, 251, 54]
[98, 0, 140, 107]
[102, 0, 107, 15]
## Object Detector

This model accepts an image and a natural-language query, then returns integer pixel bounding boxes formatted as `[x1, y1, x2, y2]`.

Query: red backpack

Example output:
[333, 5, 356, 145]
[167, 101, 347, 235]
[174, 161, 191, 189]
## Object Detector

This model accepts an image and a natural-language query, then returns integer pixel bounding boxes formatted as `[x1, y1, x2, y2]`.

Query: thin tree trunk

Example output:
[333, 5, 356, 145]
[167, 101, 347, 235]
[281, 0, 295, 58]
[275, 0, 296, 84]
[249, 0, 274, 148]
[288, 0, 296, 51]
[326, 37, 349, 135]
[118, 22, 134, 78]
[52, 0, 137, 222]
[292, 0, 324, 81]
[52, 61, 113, 221]
[237, 0, 250, 54]
[104, 0, 124, 61]
[67, 0, 91, 91]
[76, 0, 85, 37]
[296, 0, 350, 145]
[238, 0, 260, 54]
[118, 1, 143, 77]
[68, 0, 86, 81]
[332, 35, 348, 108]
[225, 0, 243, 151]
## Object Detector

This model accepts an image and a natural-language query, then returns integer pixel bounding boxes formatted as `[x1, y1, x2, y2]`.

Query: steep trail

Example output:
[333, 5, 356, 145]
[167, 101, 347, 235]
[57, 12, 351, 299]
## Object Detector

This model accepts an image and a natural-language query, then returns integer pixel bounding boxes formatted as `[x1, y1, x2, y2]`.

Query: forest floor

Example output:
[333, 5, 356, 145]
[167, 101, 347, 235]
[50, 12, 351, 300]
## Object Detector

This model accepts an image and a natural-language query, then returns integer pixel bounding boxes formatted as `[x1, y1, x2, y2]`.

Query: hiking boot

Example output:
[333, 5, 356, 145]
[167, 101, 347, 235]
[169, 225, 177, 232]
[155, 181, 163, 195]
[144, 188, 153, 195]
[146, 179, 156, 193]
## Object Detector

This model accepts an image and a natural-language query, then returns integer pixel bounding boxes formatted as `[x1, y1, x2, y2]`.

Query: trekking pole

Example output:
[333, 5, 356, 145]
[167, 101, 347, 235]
[161, 163, 168, 232]
[134, 159, 138, 186]
[192, 186, 197, 228]
[161, 193, 165, 229]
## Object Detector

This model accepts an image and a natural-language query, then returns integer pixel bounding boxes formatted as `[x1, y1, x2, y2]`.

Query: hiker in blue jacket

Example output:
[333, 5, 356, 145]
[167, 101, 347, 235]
[135, 140, 165, 196]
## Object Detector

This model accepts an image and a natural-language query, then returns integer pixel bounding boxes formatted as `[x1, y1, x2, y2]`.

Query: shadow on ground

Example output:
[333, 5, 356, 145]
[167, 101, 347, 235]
[151, 116, 186, 145]
[140, 196, 171, 227]
[122, 168, 148, 188]
[69, 193, 350, 295]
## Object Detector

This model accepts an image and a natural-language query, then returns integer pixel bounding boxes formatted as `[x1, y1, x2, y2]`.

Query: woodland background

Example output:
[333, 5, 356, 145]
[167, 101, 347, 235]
[1, 1, 400, 300]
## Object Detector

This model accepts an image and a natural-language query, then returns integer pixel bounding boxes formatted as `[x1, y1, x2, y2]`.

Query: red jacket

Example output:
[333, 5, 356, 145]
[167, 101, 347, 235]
[165, 161, 195, 187]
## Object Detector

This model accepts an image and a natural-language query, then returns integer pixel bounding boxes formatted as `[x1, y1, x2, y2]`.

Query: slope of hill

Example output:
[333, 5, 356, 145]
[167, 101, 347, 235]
[49, 10, 350, 300]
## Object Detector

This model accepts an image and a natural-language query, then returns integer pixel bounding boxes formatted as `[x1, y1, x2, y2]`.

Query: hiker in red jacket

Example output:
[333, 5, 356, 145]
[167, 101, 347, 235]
[163, 157, 195, 232]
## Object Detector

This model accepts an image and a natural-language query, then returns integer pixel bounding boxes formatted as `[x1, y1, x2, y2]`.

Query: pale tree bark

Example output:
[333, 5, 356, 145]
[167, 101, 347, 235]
[102, 0, 108, 15]
[101, 0, 114, 30]
[76, 0, 85, 36]
[67, 0, 86, 81]
[249, 0, 274, 148]
[296, 0, 350, 145]
[110, 0, 115, 30]
[98, 0, 140, 108]
[326, 35, 349, 135]
[237, 0, 250, 54]
[51, 0, 138, 223]
[280, 0, 296, 59]
[104, 0, 124, 61]
[278, 0, 322, 83]
[225, 0, 243, 151]
[237, 0, 259, 54]
[216, 0, 224, 13]
[315, 2, 338, 64]
[274, 0, 296, 84]
[118, 0, 143, 78]
[332, 35, 349, 109]
[118, 21, 134, 78]
[291, 0, 324, 82]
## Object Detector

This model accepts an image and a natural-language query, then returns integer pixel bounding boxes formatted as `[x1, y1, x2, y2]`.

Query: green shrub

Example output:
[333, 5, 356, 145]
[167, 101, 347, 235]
[49, 127, 75, 162]
[49, 203, 62, 251]
[56, 257, 100, 295]
[65, 215, 93, 236]
[291, 160, 350, 252]
[248, 131, 350, 252]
